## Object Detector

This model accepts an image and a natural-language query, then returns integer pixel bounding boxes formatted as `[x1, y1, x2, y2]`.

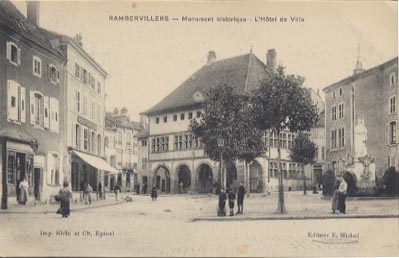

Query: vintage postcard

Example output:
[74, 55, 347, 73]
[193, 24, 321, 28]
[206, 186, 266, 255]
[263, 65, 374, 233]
[0, 0, 398, 257]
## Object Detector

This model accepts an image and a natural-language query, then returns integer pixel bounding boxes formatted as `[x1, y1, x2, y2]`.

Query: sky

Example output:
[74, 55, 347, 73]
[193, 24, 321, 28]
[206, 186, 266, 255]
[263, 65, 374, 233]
[13, 0, 398, 121]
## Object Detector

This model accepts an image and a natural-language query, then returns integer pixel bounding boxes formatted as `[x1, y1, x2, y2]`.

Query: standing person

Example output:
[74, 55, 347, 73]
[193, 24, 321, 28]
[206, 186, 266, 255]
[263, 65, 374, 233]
[337, 177, 348, 214]
[151, 186, 158, 201]
[142, 183, 147, 194]
[237, 183, 246, 214]
[218, 188, 227, 217]
[85, 183, 93, 205]
[114, 183, 121, 201]
[331, 180, 340, 214]
[57, 182, 73, 218]
[18, 177, 29, 205]
[179, 182, 184, 194]
[97, 182, 103, 200]
[80, 181, 86, 202]
[228, 188, 236, 216]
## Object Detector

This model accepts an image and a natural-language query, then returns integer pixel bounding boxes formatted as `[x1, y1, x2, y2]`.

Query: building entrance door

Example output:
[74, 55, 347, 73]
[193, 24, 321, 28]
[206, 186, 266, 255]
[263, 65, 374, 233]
[15, 153, 26, 199]
[34, 168, 41, 200]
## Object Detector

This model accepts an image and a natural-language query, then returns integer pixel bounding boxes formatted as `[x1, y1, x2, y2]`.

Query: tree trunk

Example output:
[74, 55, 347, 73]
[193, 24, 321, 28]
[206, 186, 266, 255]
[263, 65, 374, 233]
[246, 161, 250, 197]
[276, 129, 287, 214]
[303, 170, 307, 195]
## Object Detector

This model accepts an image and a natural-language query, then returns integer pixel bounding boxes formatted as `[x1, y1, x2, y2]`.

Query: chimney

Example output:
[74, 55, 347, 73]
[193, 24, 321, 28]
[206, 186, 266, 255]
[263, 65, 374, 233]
[266, 49, 277, 71]
[27, 1, 40, 26]
[74, 33, 83, 47]
[207, 51, 217, 64]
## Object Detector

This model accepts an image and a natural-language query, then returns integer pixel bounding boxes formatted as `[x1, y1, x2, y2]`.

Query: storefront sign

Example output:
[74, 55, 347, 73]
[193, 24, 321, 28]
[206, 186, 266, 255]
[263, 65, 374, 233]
[34, 155, 45, 168]
[78, 116, 97, 130]
[6, 141, 34, 153]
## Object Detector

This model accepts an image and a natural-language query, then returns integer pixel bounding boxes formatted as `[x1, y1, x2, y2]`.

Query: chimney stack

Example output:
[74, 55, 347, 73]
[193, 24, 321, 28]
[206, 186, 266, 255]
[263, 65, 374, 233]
[266, 49, 277, 71]
[27, 1, 40, 26]
[74, 33, 83, 47]
[207, 51, 217, 64]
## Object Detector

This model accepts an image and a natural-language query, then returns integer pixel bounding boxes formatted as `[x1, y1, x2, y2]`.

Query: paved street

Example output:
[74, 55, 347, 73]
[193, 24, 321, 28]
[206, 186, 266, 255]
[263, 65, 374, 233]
[1, 194, 398, 257]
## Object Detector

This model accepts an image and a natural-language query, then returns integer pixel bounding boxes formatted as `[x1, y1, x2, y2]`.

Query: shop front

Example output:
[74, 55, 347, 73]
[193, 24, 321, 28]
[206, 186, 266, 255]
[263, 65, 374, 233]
[70, 149, 118, 197]
[1, 130, 38, 209]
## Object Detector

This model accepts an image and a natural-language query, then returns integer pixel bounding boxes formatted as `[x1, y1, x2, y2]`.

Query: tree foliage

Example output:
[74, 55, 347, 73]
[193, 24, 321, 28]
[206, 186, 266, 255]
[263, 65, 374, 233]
[250, 66, 319, 212]
[189, 84, 266, 163]
[289, 133, 316, 166]
[250, 67, 319, 133]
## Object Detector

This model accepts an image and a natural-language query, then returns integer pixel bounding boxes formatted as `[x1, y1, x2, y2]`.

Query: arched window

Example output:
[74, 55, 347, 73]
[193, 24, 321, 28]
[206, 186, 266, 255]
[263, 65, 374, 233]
[390, 73, 397, 86]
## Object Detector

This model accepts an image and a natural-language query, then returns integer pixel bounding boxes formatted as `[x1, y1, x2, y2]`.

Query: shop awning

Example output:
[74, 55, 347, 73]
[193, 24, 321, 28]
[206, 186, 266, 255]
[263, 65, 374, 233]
[72, 150, 118, 174]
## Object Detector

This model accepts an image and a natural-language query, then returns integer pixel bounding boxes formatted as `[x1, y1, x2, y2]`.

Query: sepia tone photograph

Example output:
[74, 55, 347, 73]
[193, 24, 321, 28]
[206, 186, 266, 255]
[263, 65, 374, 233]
[0, 0, 398, 257]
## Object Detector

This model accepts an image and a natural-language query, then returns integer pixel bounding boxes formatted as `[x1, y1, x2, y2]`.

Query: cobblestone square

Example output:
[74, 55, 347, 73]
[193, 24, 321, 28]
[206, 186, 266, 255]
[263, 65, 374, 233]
[1, 193, 398, 257]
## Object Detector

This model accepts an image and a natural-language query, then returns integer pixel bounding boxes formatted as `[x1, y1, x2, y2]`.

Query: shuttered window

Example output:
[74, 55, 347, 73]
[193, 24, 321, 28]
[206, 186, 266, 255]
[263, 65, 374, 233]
[6, 42, 21, 66]
[49, 97, 59, 133]
[33, 56, 41, 77]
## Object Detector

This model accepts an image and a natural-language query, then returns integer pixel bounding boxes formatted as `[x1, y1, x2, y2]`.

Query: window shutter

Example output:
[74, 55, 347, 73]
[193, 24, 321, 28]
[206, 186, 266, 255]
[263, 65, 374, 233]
[44, 97, 49, 129]
[49, 97, 59, 133]
[54, 99, 59, 133]
[17, 47, 21, 65]
[20, 87, 26, 123]
[47, 64, 51, 81]
[7, 81, 18, 121]
[56, 69, 60, 84]
[30, 91, 35, 125]
[385, 123, 389, 145]
[397, 121, 399, 143]
[6, 42, 11, 61]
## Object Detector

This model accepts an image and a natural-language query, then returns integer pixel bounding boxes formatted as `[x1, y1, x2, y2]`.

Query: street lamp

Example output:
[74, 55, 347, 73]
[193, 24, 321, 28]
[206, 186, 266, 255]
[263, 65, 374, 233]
[217, 138, 225, 189]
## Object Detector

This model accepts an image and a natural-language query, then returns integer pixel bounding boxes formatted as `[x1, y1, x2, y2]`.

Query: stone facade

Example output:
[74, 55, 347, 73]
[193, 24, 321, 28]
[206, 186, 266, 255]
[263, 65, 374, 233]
[138, 51, 316, 194]
[323, 57, 398, 184]
[0, 0, 66, 207]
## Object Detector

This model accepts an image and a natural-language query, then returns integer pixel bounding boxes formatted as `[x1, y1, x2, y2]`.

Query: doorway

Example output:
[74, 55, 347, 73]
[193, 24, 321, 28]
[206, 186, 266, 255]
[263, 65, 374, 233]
[34, 168, 41, 200]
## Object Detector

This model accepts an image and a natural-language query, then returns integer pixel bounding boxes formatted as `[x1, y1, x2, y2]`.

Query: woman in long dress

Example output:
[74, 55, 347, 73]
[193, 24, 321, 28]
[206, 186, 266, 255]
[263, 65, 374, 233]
[58, 182, 73, 218]
[331, 179, 340, 214]
[18, 178, 29, 205]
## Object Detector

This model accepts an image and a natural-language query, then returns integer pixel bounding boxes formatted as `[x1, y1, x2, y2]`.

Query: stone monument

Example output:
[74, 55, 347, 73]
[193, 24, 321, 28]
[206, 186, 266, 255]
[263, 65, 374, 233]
[345, 118, 376, 194]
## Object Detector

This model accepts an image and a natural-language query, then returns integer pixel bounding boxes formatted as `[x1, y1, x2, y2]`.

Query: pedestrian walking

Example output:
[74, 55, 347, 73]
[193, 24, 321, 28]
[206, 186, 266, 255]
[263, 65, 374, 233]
[85, 183, 93, 205]
[80, 181, 85, 202]
[228, 188, 236, 216]
[337, 177, 348, 214]
[114, 183, 121, 201]
[151, 186, 158, 201]
[56, 182, 73, 218]
[331, 180, 340, 214]
[97, 181, 103, 200]
[237, 183, 246, 214]
[18, 177, 29, 205]
[142, 183, 147, 194]
[217, 188, 227, 217]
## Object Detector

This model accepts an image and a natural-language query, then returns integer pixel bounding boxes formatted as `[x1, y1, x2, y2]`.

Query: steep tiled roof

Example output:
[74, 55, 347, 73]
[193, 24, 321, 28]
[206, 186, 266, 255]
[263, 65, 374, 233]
[0, 0, 64, 59]
[142, 53, 268, 116]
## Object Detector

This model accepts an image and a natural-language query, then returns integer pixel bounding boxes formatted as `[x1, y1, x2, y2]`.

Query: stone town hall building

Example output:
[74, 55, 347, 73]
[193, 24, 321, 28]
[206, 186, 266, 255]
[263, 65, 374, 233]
[138, 50, 322, 194]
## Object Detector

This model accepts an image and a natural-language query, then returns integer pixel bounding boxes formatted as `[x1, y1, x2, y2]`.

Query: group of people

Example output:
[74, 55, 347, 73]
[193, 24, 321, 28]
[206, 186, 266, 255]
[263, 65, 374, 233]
[218, 183, 246, 217]
[331, 176, 348, 214]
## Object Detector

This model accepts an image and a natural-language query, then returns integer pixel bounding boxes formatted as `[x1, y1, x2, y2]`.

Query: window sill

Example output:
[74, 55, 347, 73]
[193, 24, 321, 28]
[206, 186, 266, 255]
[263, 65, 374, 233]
[8, 119, 22, 125]
[33, 72, 41, 78]
[8, 60, 19, 67]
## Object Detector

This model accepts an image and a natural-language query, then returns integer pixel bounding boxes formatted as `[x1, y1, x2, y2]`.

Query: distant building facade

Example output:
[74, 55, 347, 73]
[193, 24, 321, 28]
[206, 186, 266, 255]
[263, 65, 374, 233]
[104, 109, 140, 192]
[323, 57, 398, 180]
[42, 21, 116, 195]
[0, 0, 65, 208]
[139, 50, 318, 194]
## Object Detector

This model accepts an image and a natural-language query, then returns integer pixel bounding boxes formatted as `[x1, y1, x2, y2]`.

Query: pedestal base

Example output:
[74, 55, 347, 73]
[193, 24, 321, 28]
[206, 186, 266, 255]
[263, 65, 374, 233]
[347, 159, 376, 194]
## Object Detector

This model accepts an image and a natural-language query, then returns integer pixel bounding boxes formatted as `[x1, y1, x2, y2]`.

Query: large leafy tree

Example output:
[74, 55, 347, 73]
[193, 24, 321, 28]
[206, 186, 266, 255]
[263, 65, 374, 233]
[250, 66, 319, 213]
[190, 84, 265, 189]
[289, 132, 316, 195]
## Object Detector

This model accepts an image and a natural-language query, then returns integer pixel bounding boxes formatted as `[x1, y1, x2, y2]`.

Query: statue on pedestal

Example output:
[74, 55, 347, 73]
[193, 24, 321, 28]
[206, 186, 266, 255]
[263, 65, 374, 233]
[354, 118, 368, 158]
